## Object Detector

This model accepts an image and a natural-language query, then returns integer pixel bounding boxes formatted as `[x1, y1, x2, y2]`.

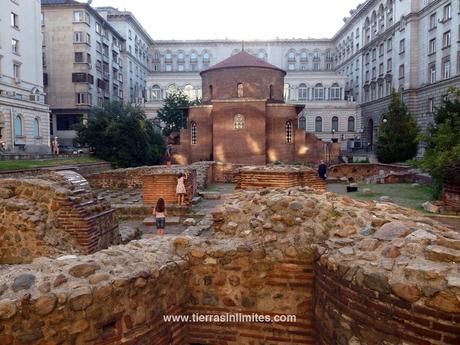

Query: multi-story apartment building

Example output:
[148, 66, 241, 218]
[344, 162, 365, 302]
[0, 0, 50, 153]
[144, 40, 361, 149]
[42, 0, 125, 146]
[334, 0, 460, 150]
[96, 7, 153, 105]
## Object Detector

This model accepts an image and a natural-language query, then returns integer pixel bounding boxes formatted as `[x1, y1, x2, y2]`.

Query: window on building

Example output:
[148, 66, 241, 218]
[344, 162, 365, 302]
[300, 51, 307, 62]
[443, 3, 452, 21]
[11, 12, 19, 28]
[379, 43, 384, 56]
[399, 64, 405, 79]
[234, 114, 245, 130]
[313, 63, 320, 71]
[56, 114, 82, 131]
[11, 39, 18, 54]
[190, 52, 198, 63]
[191, 121, 197, 144]
[288, 63, 295, 71]
[74, 52, 84, 63]
[14, 115, 23, 137]
[178, 64, 184, 72]
[428, 98, 434, 113]
[165, 64, 172, 72]
[442, 58, 451, 79]
[331, 116, 339, 132]
[315, 116, 322, 132]
[177, 52, 185, 62]
[74, 32, 83, 43]
[299, 116, 306, 130]
[75, 92, 91, 105]
[387, 37, 392, 51]
[429, 38, 436, 54]
[257, 51, 266, 60]
[237, 83, 244, 98]
[443, 31, 451, 48]
[430, 13, 437, 29]
[429, 63, 436, 83]
[288, 51, 296, 61]
[13, 63, 20, 80]
[33, 117, 40, 138]
[399, 39, 405, 53]
[330, 83, 341, 100]
[203, 52, 210, 63]
[313, 83, 324, 100]
[298, 84, 307, 100]
[387, 58, 392, 72]
[348, 116, 355, 132]
[286, 121, 293, 143]
[379, 63, 384, 76]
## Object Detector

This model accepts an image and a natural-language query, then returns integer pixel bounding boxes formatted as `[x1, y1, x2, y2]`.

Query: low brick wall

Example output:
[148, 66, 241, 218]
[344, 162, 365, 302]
[235, 166, 326, 192]
[443, 183, 460, 210]
[213, 162, 243, 183]
[0, 172, 120, 263]
[142, 169, 197, 206]
[315, 264, 460, 345]
[328, 163, 412, 182]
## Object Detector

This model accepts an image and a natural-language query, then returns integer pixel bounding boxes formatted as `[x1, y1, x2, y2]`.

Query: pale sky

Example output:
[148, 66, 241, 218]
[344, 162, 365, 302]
[89, 0, 364, 40]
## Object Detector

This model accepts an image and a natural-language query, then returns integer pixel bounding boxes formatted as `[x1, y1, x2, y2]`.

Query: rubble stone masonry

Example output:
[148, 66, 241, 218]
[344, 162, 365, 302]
[0, 188, 458, 344]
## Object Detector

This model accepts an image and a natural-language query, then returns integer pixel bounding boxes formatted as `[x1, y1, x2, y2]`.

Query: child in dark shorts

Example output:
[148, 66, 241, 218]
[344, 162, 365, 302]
[154, 198, 166, 235]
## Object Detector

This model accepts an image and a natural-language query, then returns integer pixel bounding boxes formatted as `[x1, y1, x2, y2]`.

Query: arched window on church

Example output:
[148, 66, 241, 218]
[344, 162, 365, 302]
[332, 116, 339, 132]
[315, 116, 323, 132]
[209, 85, 213, 99]
[348, 116, 355, 132]
[269, 85, 274, 99]
[298, 116, 306, 130]
[286, 120, 293, 143]
[237, 83, 244, 98]
[234, 114, 245, 130]
[191, 122, 197, 145]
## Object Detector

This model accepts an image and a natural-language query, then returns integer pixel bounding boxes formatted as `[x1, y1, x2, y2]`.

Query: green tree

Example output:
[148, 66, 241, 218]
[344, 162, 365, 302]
[157, 91, 195, 136]
[420, 88, 460, 198]
[375, 91, 419, 163]
[75, 102, 165, 168]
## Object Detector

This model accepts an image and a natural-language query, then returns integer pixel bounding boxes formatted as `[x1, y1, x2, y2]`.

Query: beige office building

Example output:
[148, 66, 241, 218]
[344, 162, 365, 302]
[0, 0, 50, 153]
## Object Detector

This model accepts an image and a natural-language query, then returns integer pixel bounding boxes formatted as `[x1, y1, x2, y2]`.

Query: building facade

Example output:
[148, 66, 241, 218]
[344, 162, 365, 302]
[0, 0, 50, 153]
[334, 0, 460, 150]
[42, 0, 125, 146]
[96, 7, 153, 105]
[173, 51, 339, 165]
[145, 40, 361, 149]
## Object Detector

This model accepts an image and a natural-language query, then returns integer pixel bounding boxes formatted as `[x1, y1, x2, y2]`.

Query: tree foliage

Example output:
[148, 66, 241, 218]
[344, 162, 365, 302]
[375, 91, 419, 163]
[157, 91, 199, 136]
[75, 102, 165, 168]
[419, 88, 460, 198]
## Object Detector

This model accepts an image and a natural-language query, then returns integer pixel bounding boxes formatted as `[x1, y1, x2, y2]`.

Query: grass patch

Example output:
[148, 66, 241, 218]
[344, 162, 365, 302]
[0, 156, 104, 171]
[327, 183, 434, 211]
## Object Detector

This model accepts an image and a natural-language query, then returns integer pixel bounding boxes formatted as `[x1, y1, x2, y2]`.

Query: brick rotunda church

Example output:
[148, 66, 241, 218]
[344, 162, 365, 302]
[172, 51, 339, 165]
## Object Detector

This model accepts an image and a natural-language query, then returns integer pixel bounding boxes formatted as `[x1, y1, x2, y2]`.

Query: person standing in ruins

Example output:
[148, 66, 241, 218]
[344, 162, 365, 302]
[318, 160, 328, 180]
[153, 198, 166, 235]
[52, 137, 60, 155]
[176, 172, 188, 206]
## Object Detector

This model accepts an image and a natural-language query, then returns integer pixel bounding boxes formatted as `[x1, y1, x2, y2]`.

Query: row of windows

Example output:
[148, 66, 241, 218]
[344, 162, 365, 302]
[190, 118, 294, 144]
[14, 115, 41, 138]
[298, 116, 355, 132]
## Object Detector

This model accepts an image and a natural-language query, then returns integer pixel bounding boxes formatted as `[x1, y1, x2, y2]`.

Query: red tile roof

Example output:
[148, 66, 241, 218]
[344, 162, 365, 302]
[202, 51, 286, 75]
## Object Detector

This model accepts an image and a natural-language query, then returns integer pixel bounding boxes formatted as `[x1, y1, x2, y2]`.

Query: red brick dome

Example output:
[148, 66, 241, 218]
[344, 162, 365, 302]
[201, 51, 286, 75]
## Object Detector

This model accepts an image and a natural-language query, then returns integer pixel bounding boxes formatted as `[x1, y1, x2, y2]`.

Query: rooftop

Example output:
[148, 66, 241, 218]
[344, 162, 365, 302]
[202, 50, 286, 75]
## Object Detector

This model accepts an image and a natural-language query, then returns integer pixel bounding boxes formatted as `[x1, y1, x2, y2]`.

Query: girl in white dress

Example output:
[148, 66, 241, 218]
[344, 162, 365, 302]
[176, 172, 188, 205]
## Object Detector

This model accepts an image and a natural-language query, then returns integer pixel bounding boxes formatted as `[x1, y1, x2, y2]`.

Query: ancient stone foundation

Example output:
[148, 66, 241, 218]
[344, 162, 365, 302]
[0, 188, 458, 344]
[328, 163, 413, 182]
[0, 171, 120, 263]
[235, 165, 326, 191]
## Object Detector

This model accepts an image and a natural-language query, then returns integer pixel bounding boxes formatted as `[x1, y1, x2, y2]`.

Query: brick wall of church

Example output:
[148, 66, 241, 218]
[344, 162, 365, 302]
[201, 67, 285, 102]
[212, 100, 267, 165]
[188, 106, 213, 163]
[266, 105, 298, 163]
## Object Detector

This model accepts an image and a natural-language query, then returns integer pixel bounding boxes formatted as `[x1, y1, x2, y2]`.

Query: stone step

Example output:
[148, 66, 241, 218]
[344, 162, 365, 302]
[199, 191, 221, 200]
[192, 196, 202, 204]
[142, 216, 181, 226]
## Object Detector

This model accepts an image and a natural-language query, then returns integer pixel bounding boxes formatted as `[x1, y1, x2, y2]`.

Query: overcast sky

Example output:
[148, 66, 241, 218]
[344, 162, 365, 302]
[89, 0, 364, 40]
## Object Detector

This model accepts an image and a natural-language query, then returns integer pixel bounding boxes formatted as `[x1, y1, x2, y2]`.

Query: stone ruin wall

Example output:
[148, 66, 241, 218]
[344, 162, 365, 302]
[0, 172, 120, 264]
[85, 162, 214, 192]
[0, 188, 458, 345]
[328, 163, 413, 182]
